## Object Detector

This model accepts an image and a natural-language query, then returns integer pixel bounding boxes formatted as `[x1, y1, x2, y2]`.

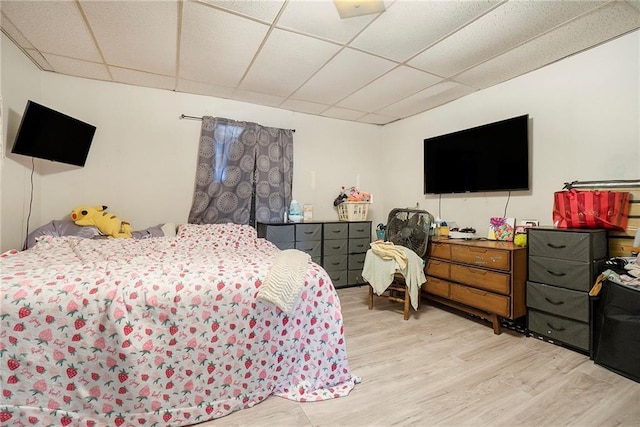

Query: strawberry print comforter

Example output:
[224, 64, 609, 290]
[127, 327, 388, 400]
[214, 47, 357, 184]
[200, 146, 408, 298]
[0, 223, 356, 426]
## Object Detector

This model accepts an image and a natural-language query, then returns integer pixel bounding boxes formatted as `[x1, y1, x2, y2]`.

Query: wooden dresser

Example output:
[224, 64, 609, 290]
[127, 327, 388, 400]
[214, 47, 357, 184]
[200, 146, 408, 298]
[424, 237, 527, 334]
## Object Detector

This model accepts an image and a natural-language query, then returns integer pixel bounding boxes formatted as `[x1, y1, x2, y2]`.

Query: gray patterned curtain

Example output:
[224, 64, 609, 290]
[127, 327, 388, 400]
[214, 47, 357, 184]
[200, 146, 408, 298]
[188, 116, 293, 226]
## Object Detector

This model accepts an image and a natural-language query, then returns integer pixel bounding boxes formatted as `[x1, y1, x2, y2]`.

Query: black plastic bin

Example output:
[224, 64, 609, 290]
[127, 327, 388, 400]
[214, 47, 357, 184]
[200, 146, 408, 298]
[592, 278, 640, 383]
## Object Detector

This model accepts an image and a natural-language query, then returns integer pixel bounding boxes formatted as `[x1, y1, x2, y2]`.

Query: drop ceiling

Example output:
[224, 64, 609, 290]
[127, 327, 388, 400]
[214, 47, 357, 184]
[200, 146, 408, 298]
[1, 0, 639, 126]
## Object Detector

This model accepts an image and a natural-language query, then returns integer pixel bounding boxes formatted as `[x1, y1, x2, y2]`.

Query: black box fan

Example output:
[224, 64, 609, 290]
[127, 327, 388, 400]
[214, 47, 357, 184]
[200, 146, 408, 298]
[385, 208, 435, 258]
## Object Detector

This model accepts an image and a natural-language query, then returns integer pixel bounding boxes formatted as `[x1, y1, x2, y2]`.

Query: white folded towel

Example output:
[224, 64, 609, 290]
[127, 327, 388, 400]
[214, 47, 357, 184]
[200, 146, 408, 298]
[257, 249, 310, 313]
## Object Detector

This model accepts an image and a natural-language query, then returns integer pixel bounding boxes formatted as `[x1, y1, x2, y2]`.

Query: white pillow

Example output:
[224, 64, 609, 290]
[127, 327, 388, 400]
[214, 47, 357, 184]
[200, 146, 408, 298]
[161, 222, 177, 237]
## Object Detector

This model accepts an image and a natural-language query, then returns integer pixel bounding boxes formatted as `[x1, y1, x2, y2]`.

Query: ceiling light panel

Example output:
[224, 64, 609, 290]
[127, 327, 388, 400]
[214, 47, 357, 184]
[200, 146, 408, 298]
[241, 28, 341, 97]
[1, 0, 102, 62]
[278, 0, 377, 43]
[292, 47, 396, 105]
[333, 0, 386, 20]
[179, 2, 269, 87]
[81, 1, 178, 76]
[410, 0, 606, 77]
[337, 65, 442, 111]
[350, 0, 501, 62]
[454, 1, 640, 89]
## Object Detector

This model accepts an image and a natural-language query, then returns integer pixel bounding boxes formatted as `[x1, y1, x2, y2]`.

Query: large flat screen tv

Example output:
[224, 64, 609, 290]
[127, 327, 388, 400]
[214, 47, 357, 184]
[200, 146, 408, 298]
[11, 100, 96, 167]
[424, 114, 529, 194]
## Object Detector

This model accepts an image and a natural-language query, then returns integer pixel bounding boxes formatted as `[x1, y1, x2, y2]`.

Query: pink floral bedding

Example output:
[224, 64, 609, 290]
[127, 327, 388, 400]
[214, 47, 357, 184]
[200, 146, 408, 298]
[0, 224, 356, 426]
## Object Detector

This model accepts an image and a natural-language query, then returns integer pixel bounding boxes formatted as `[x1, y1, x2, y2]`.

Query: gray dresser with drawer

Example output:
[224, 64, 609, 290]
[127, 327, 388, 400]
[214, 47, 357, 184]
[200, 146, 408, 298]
[527, 227, 607, 353]
[257, 221, 371, 288]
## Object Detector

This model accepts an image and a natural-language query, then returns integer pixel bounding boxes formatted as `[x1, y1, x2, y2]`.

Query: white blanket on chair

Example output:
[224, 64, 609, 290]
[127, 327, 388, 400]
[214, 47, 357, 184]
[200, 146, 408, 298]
[362, 245, 426, 310]
[370, 241, 408, 270]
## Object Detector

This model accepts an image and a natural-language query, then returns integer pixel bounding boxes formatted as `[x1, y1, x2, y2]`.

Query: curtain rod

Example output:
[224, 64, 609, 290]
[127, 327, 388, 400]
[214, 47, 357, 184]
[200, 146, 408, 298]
[179, 114, 295, 132]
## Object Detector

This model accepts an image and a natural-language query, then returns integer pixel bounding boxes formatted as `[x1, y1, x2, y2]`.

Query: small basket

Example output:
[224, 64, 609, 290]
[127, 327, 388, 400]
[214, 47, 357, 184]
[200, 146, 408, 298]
[337, 202, 370, 221]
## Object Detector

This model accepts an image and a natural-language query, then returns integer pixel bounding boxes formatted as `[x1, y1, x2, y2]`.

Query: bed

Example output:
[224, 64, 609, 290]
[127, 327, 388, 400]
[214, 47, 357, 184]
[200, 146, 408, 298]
[0, 223, 357, 425]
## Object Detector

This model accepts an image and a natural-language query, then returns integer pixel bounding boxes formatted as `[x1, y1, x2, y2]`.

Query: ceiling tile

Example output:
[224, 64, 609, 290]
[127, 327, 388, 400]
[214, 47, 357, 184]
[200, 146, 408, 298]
[2, 0, 637, 126]
[81, 1, 178, 76]
[279, 99, 331, 115]
[232, 89, 286, 107]
[176, 79, 235, 99]
[241, 28, 341, 97]
[357, 113, 400, 125]
[0, 12, 34, 49]
[378, 81, 475, 118]
[198, 0, 285, 22]
[24, 48, 54, 71]
[292, 47, 396, 105]
[277, 0, 377, 44]
[42, 53, 111, 81]
[1, 0, 102, 62]
[410, 0, 607, 77]
[455, 2, 640, 89]
[350, 0, 501, 62]
[337, 65, 442, 112]
[321, 106, 367, 121]
[179, 1, 269, 87]
[109, 67, 176, 91]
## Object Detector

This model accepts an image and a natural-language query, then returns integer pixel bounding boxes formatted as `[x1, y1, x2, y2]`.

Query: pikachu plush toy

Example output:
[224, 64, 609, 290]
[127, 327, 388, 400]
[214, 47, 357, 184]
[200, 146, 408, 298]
[71, 205, 132, 238]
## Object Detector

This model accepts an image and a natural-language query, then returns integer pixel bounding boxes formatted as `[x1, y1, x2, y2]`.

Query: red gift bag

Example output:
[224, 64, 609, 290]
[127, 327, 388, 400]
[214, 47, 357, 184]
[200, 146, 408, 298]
[553, 189, 630, 230]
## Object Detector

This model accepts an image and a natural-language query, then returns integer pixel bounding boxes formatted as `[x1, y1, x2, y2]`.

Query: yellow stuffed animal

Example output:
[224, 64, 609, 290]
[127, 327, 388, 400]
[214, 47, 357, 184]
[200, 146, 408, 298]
[71, 205, 132, 238]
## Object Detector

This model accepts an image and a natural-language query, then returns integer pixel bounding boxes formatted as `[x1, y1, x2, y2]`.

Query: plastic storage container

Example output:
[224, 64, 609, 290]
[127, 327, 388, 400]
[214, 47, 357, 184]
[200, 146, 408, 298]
[289, 200, 303, 223]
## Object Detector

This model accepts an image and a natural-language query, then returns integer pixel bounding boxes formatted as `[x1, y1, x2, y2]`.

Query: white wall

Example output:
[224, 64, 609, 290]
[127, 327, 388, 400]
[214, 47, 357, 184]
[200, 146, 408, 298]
[381, 31, 639, 236]
[1, 34, 44, 251]
[1, 33, 384, 252]
[2, 31, 639, 251]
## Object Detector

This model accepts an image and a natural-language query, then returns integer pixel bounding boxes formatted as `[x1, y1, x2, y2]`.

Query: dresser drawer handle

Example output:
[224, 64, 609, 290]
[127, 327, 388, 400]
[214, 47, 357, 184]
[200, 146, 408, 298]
[469, 248, 488, 253]
[304, 231, 314, 235]
[466, 288, 487, 296]
[546, 270, 566, 277]
[331, 245, 341, 250]
[546, 322, 566, 332]
[544, 297, 565, 306]
[468, 268, 487, 275]
[331, 230, 341, 234]
[547, 243, 567, 249]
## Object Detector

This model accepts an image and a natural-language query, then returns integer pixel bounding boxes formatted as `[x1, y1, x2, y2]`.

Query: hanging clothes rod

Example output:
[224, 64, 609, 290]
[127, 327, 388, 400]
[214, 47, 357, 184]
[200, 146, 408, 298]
[180, 114, 203, 120]
[179, 114, 295, 132]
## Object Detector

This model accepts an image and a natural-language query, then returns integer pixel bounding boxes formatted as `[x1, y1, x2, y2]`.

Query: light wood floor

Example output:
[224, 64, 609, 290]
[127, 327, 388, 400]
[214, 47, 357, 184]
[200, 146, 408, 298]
[199, 286, 640, 427]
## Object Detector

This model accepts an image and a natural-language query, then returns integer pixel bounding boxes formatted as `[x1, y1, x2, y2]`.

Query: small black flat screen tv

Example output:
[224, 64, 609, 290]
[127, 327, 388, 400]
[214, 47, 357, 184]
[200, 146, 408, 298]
[11, 100, 96, 167]
[424, 114, 529, 194]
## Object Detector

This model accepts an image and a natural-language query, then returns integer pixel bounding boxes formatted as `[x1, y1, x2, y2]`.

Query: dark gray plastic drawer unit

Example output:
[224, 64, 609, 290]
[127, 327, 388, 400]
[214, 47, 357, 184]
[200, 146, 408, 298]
[526, 228, 607, 354]
[257, 221, 371, 288]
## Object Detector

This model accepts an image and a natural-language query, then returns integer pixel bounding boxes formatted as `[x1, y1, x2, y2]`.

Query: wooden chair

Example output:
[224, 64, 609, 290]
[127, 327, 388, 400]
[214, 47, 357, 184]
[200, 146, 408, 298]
[368, 273, 422, 320]
[366, 208, 433, 320]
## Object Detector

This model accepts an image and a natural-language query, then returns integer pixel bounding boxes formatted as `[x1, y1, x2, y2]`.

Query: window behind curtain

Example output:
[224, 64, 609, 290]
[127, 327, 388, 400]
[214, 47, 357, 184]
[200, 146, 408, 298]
[188, 117, 293, 227]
